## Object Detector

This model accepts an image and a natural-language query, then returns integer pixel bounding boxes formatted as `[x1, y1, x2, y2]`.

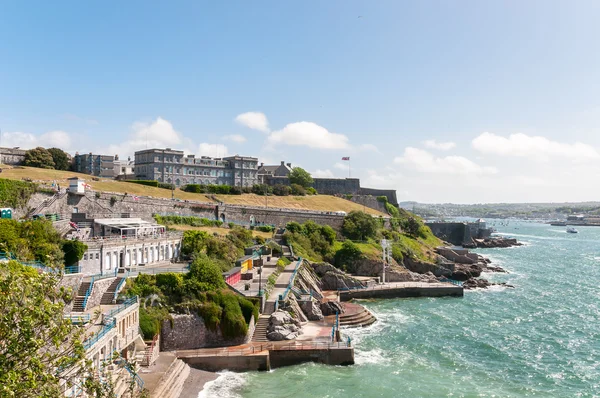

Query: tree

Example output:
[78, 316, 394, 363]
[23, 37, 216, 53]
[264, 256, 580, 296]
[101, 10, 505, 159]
[341, 211, 379, 241]
[288, 167, 313, 188]
[334, 240, 363, 272]
[272, 184, 291, 196]
[186, 255, 226, 291]
[62, 240, 88, 267]
[0, 260, 110, 397]
[23, 147, 55, 169]
[47, 148, 71, 171]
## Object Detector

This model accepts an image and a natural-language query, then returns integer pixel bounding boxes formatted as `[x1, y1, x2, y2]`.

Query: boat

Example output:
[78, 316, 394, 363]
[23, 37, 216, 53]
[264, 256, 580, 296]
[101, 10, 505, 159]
[550, 221, 567, 226]
[566, 227, 579, 234]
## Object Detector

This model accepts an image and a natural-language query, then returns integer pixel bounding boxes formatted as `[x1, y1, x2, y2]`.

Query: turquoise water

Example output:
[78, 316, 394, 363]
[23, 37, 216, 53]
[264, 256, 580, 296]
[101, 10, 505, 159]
[202, 222, 600, 397]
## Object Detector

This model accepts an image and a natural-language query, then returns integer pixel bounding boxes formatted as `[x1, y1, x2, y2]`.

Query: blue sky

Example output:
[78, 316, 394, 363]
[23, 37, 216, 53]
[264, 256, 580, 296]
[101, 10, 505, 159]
[2, 1, 600, 203]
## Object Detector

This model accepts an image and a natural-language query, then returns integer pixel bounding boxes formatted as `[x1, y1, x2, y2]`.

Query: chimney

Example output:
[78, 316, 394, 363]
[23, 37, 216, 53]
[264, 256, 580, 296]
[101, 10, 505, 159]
[286, 163, 291, 168]
[260, 162, 264, 167]
[115, 154, 119, 160]
[280, 161, 285, 165]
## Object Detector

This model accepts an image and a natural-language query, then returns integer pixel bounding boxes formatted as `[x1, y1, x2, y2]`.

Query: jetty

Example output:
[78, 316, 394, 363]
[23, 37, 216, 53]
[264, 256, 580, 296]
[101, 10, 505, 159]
[338, 281, 463, 301]
[175, 340, 354, 372]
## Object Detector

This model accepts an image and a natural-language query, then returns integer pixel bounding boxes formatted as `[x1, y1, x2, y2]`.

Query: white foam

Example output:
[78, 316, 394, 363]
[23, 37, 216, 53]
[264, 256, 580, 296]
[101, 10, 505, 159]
[354, 347, 390, 365]
[198, 371, 247, 398]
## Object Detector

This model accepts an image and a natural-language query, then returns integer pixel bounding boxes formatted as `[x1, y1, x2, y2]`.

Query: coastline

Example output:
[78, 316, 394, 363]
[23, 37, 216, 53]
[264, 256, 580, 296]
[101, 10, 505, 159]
[178, 367, 219, 398]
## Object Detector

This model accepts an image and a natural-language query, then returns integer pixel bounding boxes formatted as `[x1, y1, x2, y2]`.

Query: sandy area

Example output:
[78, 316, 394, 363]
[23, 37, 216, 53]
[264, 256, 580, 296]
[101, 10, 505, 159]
[178, 367, 219, 398]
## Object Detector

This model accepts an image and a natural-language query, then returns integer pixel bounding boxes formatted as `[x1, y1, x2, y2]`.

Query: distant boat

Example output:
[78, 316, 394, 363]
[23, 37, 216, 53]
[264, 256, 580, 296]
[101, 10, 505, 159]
[550, 222, 567, 226]
[566, 227, 579, 234]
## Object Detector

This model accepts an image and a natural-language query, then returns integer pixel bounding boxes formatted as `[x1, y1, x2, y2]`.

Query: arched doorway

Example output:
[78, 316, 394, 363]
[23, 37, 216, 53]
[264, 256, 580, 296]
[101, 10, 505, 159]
[250, 215, 256, 226]
[220, 213, 226, 223]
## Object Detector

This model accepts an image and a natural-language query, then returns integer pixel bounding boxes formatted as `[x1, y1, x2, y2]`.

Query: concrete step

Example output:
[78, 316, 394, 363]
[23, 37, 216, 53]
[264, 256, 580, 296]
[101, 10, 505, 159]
[252, 315, 271, 342]
[151, 358, 190, 398]
[340, 309, 376, 327]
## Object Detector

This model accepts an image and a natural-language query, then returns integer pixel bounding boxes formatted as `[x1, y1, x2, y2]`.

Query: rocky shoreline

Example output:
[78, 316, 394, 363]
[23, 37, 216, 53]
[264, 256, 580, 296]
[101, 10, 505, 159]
[463, 237, 522, 249]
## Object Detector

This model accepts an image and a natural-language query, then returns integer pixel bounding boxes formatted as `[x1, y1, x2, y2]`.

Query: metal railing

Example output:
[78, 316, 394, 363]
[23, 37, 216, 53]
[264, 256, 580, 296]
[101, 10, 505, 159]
[83, 318, 116, 350]
[178, 341, 352, 357]
[279, 257, 303, 302]
[104, 296, 138, 320]
[81, 276, 95, 311]
[64, 313, 91, 324]
[439, 278, 463, 286]
[64, 265, 81, 274]
[123, 362, 145, 390]
[112, 276, 127, 302]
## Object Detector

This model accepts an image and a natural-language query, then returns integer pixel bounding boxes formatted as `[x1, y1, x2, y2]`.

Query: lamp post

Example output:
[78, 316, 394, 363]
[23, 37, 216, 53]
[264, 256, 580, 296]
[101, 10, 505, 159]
[255, 249, 263, 297]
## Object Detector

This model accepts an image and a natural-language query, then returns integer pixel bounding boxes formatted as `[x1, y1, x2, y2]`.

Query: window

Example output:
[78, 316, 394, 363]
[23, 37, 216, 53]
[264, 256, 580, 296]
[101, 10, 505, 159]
[83, 254, 88, 260]
[96, 253, 99, 259]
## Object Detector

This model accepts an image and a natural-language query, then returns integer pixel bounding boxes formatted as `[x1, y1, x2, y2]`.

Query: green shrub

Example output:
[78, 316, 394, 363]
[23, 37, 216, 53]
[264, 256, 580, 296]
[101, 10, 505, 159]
[126, 180, 159, 188]
[110, 196, 117, 206]
[255, 236, 266, 245]
[376, 196, 388, 203]
[0, 179, 37, 209]
[252, 184, 272, 195]
[158, 182, 174, 190]
[306, 187, 317, 195]
[272, 184, 291, 196]
[182, 184, 204, 193]
[238, 297, 258, 324]
[256, 225, 274, 233]
[290, 183, 306, 196]
[196, 301, 222, 331]
[186, 255, 226, 291]
[62, 240, 88, 267]
[334, 240, 363, 271]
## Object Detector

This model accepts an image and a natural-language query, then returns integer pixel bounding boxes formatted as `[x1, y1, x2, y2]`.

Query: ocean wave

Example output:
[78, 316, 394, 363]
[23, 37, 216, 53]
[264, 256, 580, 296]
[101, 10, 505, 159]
[354, 347, 391, 365]
[198, 371, 247, 398]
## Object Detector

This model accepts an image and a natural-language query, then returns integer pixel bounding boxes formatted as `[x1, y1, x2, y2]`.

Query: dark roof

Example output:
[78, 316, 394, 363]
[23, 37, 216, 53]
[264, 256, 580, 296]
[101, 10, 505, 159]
[258, 165, 280, 174]
[237, 255, 254, 262]
[223, 266, 241, 277]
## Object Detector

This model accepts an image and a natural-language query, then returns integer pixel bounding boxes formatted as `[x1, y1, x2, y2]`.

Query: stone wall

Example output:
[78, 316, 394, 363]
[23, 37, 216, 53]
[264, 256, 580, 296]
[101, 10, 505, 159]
[27, 190, 217, 222]
[313, 178, 361, 195]
[221, 205, 346, 230]
[161, 313, 249, 350]
[358, 187, 398, 206]
[425, 222, 470, 245]
[0, 147, 27, 165]
[347, 195, 388, 213]
[59, 274, 84, 313]
[85, 277, 117, 310]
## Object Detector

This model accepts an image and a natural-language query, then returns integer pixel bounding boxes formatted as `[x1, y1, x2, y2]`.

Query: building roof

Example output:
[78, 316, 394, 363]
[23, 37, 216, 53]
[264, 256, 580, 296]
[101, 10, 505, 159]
[223, 266, 242, 277]
[258, 165, 280, 174]
[94, 218, 164, 231]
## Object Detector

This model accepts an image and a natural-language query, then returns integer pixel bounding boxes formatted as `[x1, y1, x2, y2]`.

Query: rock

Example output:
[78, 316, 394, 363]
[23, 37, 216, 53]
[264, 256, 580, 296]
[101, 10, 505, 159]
[403, 257, 452, 277]
[385, 269, 439, 283]
[267, 310, 302, 341]
[299, 299, 324, 321]
[320, 301, 345, 316]
[462, 277, 515, 290]
[311, 262, 365, 290]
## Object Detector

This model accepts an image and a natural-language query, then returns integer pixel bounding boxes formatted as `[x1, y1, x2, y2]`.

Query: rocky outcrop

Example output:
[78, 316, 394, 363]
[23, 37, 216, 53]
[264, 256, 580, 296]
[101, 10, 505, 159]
[463, 238, 522, 249]
[320, 301, 345, 316]
[267, 310, 302, 341]
[311, 262, 365, 290]
[463, 278, 514, 290]
[403, 257, 452, 277]
[299, 299, 324, 321]
[385, 269, 440, 283]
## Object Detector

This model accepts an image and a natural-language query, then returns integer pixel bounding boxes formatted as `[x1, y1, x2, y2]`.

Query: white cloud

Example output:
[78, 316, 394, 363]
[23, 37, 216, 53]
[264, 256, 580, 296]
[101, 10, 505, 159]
[312, 169, 334, 178]
[198, 143, 229, 158]
[235, 112, 270, 133]
[130, 117, 183, 146]
[472, 132, 600, 160]
[334, 162, 348, 170]
[1, 130, 73, 151]
[423, 139, 456, 151]
[394, 147, 497, 175]
[267, 122, 350, 149]
[223, 134, 247, 143]
[358, 143, 379, 152]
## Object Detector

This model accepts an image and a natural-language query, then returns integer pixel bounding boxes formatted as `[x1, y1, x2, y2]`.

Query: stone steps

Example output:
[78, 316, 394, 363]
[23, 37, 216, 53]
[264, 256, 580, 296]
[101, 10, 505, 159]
[151, 358, 190, 398]
[100, 277, 124, 305]
[340, 308, 377, 327]
[252, 315, 270, 342]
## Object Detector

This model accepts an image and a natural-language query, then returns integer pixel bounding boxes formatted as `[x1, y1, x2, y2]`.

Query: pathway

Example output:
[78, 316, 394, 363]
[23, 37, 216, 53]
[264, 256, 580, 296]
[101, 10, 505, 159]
[263, 260, 298, 315]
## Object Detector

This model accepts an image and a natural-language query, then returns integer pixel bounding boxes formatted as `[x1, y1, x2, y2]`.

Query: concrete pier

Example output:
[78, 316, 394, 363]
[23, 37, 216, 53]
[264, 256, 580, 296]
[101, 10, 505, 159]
[176, 341, 354, 372]
[338, 282, 463, 301]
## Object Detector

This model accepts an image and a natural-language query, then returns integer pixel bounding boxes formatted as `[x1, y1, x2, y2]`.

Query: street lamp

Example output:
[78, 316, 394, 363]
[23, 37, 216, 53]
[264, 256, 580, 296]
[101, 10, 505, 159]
[254, 249, 263, 297]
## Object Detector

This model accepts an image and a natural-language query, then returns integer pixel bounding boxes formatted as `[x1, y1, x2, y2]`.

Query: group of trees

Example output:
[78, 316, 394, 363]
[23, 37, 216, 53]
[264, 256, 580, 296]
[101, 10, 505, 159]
[23, 147, 71, 170]
[0, 218, 86, 267]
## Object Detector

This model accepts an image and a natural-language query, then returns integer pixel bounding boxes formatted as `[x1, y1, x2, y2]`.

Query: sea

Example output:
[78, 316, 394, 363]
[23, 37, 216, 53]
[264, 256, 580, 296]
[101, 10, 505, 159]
[200, 221, 600, 397]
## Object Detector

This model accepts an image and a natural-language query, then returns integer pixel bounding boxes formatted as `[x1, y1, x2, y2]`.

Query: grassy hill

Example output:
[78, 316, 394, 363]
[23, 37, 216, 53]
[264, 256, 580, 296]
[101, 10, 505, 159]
[0, 165, 385, 215]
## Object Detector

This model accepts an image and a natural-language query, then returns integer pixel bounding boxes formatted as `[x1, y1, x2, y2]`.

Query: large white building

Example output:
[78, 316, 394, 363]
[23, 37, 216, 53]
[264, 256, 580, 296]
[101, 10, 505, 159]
[134, 148, 259, 187]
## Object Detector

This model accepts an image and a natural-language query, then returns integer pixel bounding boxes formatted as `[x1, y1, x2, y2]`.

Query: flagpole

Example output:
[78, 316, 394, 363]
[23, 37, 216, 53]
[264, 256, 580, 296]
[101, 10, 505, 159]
[348, 159, 351, 178]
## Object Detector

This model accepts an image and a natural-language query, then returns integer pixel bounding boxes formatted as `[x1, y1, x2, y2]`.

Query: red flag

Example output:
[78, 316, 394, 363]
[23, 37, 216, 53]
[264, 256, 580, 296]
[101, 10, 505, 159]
[342, 157, 350, 161]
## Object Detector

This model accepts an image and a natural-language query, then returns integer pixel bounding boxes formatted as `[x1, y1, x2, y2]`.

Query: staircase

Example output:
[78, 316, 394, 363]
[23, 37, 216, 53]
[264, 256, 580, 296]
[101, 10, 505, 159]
[151, 358, 190, 398]
[339, 305, 377, 327]
[251, 315, 270, 342]
[72, 281, 91, 312]
[27, 191, 66, 218]
[100, 277, 124, 305]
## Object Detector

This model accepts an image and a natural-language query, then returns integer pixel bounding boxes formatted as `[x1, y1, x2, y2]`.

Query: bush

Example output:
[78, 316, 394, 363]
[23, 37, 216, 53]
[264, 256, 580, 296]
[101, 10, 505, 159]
[186, 255, 226, 291]
[255, 236, 266, 245]
[158, 182, 175, 190]
[341, 211, 379, 241]
[288, 167, 313, 188]
[0, 179, 37, 209]
[62, 240, 88, 267]
[285, 222, 302, 234]
[126, 180, 159, 188]
[230, 186, 242, 195]
[272, 184, 291, 196]
[23, 147, 55, 169]
[290, 183, 306, 196]
[182, 184, 203, 193]
[252, 184, 272, 195]
[376, 196, 388, 203]
[256, 225, 274, 233]
[110, 196, 117, 206]
[306, 187, 317, 195]
[334, 241, 363, 271]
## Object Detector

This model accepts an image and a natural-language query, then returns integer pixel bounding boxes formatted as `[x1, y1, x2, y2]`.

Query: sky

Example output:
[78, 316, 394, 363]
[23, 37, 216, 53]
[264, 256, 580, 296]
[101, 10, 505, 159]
[2, 1, 600, 203]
